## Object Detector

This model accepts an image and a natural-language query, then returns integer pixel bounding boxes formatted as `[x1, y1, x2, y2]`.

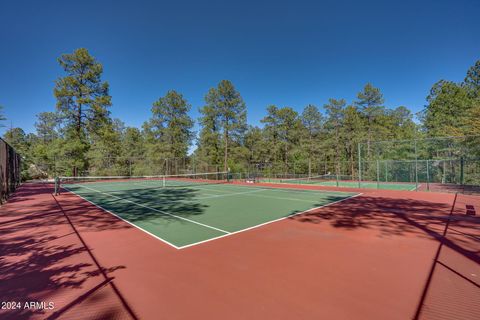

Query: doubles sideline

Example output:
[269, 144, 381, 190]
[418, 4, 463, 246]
[61, 184, 362, 249]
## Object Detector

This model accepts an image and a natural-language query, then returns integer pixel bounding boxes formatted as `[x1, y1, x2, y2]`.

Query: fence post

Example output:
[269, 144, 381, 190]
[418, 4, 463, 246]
[385, 161, 388, 182]
[460, 157, 464, 185]
[426, 159, 430, 191]
[414, 139, 418, 191]
[358, 143, 361, 188]
[54, 154, 57, 178]
[376, 160, 380, 189]
[442, 161, 446, 184]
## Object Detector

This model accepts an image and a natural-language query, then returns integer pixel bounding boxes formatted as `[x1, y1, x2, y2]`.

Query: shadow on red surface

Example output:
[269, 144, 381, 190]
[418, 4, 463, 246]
[0, 183, 136, 320]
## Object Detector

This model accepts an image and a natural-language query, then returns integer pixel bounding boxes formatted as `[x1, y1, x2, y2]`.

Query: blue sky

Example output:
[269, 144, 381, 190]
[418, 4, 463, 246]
[1, 0, 479, 137]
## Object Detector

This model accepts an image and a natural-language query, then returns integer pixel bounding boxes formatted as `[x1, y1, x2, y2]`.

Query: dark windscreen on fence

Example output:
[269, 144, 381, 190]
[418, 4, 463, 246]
[0, 137, 21, 203]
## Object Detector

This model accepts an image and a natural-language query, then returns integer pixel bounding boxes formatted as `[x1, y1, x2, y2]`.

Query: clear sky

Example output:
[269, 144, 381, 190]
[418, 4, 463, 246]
[0, 0, 479, 137]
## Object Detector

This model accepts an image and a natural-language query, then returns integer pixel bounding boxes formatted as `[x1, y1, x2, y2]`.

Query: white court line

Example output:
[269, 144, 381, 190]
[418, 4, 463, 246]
[410, 184, 422, 191]
[84, 180, 354, 197]
[178, 192, 363, 249]
[195, 188, 267, 200]
[109, 189, 221, 198]
[238, 192, 340, 203]
[73, 184, 230, 234]
[58, 187, 181, 249]
[91, 183, 343, 203]
[63, 185, 362, 250]
[199, 183, 356, 197]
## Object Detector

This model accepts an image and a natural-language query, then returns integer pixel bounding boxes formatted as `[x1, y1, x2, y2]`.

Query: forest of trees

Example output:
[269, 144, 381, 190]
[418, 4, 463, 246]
[1, 49, 479, 180]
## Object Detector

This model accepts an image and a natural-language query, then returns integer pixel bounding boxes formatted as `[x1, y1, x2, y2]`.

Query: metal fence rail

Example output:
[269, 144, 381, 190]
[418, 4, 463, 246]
[0, 137, 21, 203]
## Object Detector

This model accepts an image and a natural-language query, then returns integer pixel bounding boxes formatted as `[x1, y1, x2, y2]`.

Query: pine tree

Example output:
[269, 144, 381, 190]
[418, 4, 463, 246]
[355, 84, 384, 158]
[341, 105, 364, 176]
[422, 80, 471, 136]
[145, 90, 194, 160]
[197, 81, 247, 172]
[216, 80, 247, 171]
[324, 98, 346, 172]
[197, 91, 222, 168]
[301, 104, 323, 175]
[262, 106, 303, 173]
[464, 60, 480, 98]
[3, 128, 29, 154]
[53, 48, 112, 175]
[35, 112, 59, 143]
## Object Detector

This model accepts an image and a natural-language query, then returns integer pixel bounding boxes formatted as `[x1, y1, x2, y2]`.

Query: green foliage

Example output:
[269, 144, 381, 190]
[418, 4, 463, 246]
[87, 119, 124, 175]
[35, 112, 59, 142]
[54, 48, 111, 135]
[196, 89, 222, 166]
[3, 127, 34, 179]
[423, 80, 472, 136]
[50, 48, 113, 175]
[145, 90, 194, 159]
[261, 105, 303, 172]
[6, 50, 480, 183]
[300, 105, 323, 174]
[355, 83, 385, 157]
[4, 127, 29, 154]
[464, 60, 480, 97]
[197, 80, 247, 171]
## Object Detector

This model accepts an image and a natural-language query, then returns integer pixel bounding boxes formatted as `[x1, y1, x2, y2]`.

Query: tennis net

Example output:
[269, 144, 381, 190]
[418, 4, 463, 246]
[277, 174, 353, 185]
[55, 171, 230, 194]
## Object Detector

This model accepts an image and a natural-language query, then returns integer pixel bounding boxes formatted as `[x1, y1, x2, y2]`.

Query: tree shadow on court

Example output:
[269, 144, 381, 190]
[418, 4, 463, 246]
[67, 187, 209, 225]
[288, 192, 480, 320]
[0, 183, 135, 320]
[288, 194, 480, 266]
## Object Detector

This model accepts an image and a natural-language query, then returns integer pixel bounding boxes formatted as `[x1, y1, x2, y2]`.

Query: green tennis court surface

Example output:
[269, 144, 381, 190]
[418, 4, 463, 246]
[62, 180, 359, 248]
[260, 178, 418, 191]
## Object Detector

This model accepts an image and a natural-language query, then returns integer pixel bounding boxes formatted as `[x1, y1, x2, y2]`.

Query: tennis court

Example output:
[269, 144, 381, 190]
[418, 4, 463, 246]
[260, 175, 418, 191]
[58, 173, 360, 248]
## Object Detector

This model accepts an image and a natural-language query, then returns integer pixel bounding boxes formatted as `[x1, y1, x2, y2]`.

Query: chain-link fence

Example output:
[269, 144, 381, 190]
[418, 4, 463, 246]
[0, 137, 21, 203]
[356, 135, 480, 192]
[27, 135, 480, 193]
[358, 158, 480, 191]
[33, 155, 221, 178]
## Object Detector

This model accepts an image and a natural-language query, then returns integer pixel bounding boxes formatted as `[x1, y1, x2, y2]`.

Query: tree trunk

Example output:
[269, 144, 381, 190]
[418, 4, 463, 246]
[308, 135, 312, 176]
[367, 115, 372, 158]
[224, 129, 228, 172]
[76, 104, 82, 138]
[335, 126, 340, 174]
[350, 143, 355, 178]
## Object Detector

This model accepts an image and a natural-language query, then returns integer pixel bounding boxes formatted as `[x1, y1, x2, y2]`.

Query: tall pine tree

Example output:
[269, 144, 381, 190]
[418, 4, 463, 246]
[53, 48, 112, 175]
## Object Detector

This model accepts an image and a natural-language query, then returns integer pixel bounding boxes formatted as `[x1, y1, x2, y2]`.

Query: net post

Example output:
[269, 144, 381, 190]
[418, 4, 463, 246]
[336, 173, 339, 187]
[162, 176, 166, 188]
[54, 176, 60, 195]
[376, 160, 380, 189]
